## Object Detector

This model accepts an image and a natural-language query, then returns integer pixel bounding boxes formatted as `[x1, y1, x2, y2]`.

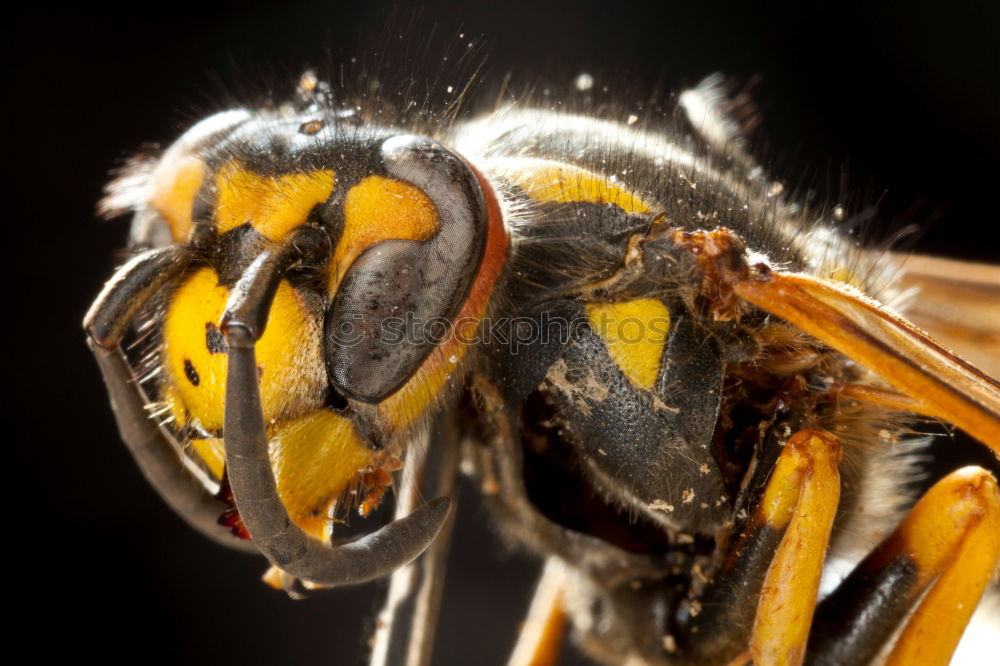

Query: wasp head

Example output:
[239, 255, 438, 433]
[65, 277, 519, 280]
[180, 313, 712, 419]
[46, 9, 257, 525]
[88, 105, 506, 585]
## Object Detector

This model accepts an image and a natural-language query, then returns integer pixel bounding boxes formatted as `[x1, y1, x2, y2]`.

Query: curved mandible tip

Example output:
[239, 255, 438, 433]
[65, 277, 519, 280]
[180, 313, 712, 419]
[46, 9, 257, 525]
[85, 247, 258, 554]
[223, 321, 451, 585]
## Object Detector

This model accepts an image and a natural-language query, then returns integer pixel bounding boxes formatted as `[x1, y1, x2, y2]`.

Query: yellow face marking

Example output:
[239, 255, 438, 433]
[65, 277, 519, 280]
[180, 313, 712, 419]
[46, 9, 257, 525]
[328, 175, 440, 292]
[269, 409, 376, 540]
[183, 412, 374, 541]
[586, 298, 671, 390]
[214, 162, 336, 241]
[162, 266, 325, 432]
[189, 437, 225, 480]
[501, 158, 651, 213]
[150, 153, 206, 243]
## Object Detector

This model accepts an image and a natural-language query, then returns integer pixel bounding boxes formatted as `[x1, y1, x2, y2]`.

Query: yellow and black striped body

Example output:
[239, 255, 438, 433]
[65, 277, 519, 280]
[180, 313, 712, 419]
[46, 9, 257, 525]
[447, 109, 890, 663]
[89, 77, 998, 666]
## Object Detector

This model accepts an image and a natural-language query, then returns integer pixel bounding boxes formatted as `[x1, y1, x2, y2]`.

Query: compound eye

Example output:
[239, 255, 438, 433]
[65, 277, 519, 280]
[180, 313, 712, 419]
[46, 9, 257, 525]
[325, 135, 488, 403]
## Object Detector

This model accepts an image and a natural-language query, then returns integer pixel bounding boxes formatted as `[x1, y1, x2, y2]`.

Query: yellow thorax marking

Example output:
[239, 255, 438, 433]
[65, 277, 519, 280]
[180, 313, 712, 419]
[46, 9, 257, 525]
[585, 298, 671, 390]
[499, 158, 652, 213]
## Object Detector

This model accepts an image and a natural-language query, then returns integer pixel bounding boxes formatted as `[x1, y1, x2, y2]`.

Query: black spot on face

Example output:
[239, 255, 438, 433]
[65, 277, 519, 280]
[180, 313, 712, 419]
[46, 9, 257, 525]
[205, 322, 227, 354]
[183, 359, 200, 386]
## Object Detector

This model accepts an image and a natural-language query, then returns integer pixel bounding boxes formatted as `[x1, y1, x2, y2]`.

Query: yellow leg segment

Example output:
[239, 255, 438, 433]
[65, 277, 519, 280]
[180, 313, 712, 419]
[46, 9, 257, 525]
[750, 430, 843, 666]
[882, 466, 1000, 666]
[507, 558, 569, 666]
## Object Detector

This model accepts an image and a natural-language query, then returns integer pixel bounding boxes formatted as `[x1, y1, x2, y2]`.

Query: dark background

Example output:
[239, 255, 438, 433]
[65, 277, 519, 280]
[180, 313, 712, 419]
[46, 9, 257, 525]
[14, 2, 1000, 664]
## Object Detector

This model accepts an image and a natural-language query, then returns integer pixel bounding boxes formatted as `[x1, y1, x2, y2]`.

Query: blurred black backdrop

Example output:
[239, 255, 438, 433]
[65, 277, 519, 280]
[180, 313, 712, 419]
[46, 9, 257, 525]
[13, 2, 999, 664]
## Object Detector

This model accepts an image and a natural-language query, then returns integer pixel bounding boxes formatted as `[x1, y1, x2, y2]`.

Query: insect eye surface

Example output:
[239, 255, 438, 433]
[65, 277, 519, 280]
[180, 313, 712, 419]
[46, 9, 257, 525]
[325, 135, 489, 403]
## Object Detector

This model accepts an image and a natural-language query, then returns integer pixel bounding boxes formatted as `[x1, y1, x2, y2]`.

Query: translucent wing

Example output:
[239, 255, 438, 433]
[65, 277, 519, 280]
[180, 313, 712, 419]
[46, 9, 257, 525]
[889, 253, 1000, 380]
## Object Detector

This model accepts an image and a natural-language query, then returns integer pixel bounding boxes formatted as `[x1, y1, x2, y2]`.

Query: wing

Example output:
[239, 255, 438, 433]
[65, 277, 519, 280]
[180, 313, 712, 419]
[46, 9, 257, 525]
[889, 253, 1000, 381]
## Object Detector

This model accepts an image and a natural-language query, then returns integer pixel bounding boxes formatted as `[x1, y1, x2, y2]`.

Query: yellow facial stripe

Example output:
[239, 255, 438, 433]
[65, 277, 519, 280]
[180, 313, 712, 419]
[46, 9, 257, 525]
[503, 158, 651, 213]
[162, 267, 325, 432]
[214, 162, 336, 241]
[269, 409, 376, 540]
[329, 175, 440, 291]
[151, 153, 206, 243]
[585, 298, 671, 390]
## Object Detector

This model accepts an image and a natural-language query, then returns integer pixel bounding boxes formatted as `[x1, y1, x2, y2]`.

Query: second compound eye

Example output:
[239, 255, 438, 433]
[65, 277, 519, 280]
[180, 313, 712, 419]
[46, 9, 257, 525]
[324, 135, 489, 403]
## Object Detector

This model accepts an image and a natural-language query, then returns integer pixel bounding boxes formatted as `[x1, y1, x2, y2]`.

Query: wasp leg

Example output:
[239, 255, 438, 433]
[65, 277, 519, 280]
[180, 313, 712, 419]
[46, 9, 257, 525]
[749, 431, 843, 666]
[221, 233, 452, 585]
[368, 412, 461, 666]
[85, 246, 188, 346]
[806, 466, 1000, 666]
[84, 248, 257, 553]
[733, 266, 1000, 452]
[506, 557, 570, 666]
[825, 382, 927, 414]
[677, 430, 842, 666]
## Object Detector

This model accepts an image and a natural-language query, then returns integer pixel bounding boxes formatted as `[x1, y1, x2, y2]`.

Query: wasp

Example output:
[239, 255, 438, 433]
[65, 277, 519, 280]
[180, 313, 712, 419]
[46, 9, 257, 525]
[84, 71, 1000, 665]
